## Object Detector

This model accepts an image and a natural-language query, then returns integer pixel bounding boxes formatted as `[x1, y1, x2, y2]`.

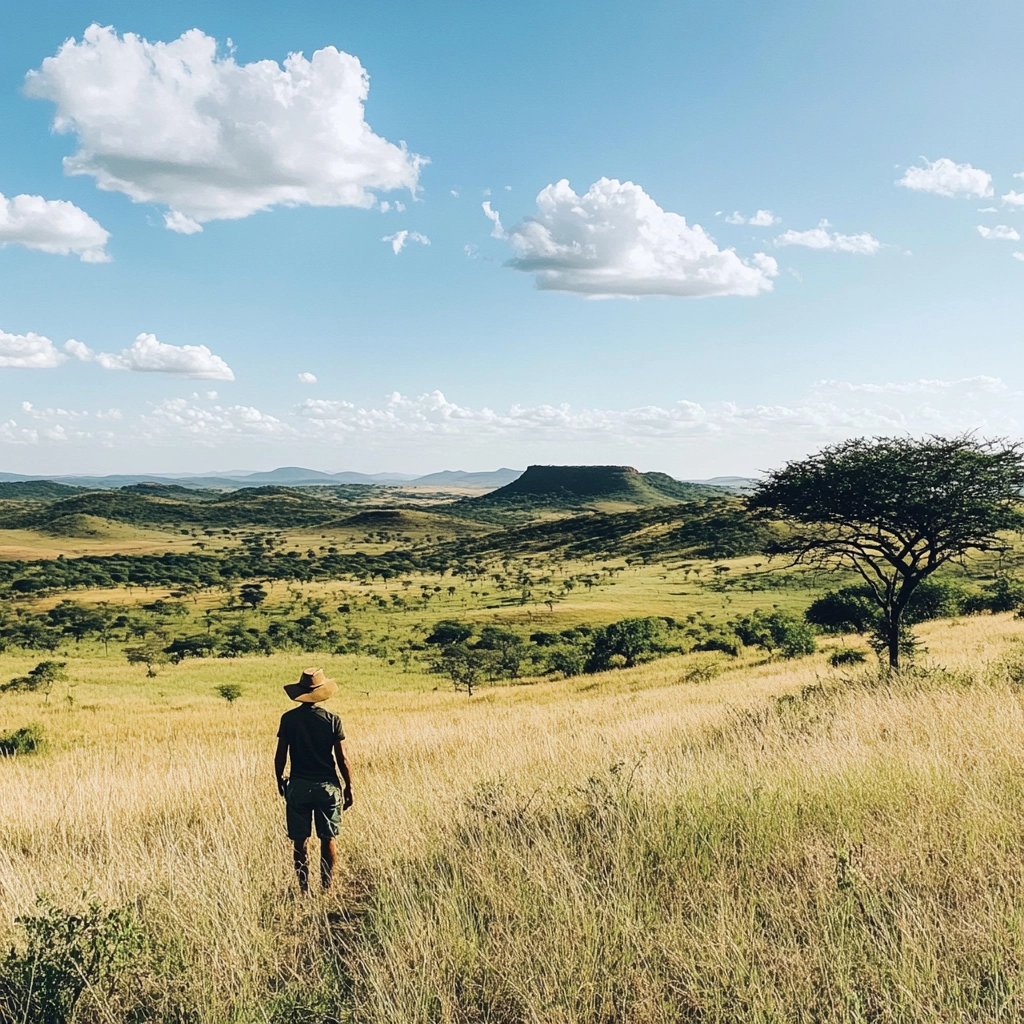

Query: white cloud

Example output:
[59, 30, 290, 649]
[726, 209, 779, 226]
[394, 201, 406, 212]
[382, 230, 429, 254]
[0, 191, 110, 261]
[482, 200, 505, 238]
[775, 221, 881, 254]
[65, 333, 235, 379]
[163, 210, 203, 234]
[0, 330, 66, 368]
[813, 375, 1006, 396]
[297, 372, 317, 384]
[291, 376, 1024, 448]
[25, 25, 425, 229]
[748, 209, 779, 227]
[979, 206, 998, 213]
[142, 397, 291, 443]
[379, 201, 391, 213]
[1013, 252, 1024, 262]
[897, 157, 992, 198]
[977, 224, 1020, 241]
[1001, 191, 1024, 208]
[499, 178, 778, 298]
[450, 190, 460, 198]
[5, 376, 1023, 464]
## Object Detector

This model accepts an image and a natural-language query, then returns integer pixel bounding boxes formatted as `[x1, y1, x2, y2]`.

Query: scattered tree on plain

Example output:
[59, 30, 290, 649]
[749, 435, 1024, 669]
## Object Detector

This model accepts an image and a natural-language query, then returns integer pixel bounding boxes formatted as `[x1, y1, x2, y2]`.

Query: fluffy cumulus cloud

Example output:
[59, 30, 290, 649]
[0, 329, 66, 368]
[1001, 191, 1024, 208]
[142, 397, 291, 443]
[65, 333, 235, 379]
[978, 224, 1021, 241]
[0, 192, 109, 261]
[776, 221, 881, 254]
[289, 376, 1023, 450]
[382, 230, 430, 255]
[725, 209, 779, 226]
[897, 157, 993, 198]
[498, 178, 777, 298]
[297, 372, 317, 384]
[25, 25, 425, 229]
[3, 376, 1021, 463]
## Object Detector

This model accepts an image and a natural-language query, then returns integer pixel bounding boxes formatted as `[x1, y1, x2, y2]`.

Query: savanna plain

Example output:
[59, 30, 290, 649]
[2, 473, 1024, 1023]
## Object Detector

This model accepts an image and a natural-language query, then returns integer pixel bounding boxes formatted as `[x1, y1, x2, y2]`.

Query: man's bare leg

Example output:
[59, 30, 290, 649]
[319, 837, 337, 891]
[292, 840, 310, 893]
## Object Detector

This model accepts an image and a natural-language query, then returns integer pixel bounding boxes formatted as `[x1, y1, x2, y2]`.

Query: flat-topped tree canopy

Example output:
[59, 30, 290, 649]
[748, 435, 1024, 668]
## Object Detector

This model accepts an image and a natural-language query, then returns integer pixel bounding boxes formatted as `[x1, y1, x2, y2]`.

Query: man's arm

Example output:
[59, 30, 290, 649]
[274, 737, 288, 797]
[335, 741, 353, 809]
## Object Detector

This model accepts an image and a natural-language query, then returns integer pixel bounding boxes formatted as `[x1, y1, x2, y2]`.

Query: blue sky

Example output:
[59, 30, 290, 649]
[1, 0, 1023, 476]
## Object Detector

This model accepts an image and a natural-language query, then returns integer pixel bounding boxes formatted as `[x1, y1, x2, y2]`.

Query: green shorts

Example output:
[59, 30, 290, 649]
[285, 778, 342, 841]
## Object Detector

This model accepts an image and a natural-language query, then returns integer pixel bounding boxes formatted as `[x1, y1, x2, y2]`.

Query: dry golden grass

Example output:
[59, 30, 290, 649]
[2, 615, 1024, 1021]
[0, 522, 222, 561]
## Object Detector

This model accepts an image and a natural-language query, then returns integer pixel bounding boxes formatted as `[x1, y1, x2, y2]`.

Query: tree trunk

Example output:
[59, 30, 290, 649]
[887, 610, 900, 671]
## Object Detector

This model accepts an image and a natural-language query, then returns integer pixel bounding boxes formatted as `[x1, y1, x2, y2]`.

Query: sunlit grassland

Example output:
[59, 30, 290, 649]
[0, 521, 232, 561]
[2, 613, 1024, 1021]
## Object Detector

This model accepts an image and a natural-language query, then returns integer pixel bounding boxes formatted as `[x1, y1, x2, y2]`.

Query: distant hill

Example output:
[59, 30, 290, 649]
[0, 481, 85, 501]
[470, 465, 728, 510]
[411, 469, 523, 489]
[684, 476, 759, 494]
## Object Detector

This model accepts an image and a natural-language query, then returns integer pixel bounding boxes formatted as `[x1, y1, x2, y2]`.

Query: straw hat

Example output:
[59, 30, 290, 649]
[284, 667, 337, 703]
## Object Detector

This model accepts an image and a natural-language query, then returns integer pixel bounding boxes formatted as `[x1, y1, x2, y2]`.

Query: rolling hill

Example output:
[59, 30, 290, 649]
[462, 465, 729, 513]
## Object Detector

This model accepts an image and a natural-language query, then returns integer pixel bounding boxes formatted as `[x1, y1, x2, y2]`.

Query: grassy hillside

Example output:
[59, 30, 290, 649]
[1, 615, 1023, 1021]
[461, 464, 727, 515]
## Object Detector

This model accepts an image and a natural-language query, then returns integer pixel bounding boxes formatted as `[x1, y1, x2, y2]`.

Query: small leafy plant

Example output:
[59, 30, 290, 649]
[216, 683, 243, 704]
[0, 724, 45, 757]
[0, 895, 144, 1024]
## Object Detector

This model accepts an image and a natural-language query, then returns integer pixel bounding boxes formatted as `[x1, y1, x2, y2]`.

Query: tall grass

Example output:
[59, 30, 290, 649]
[2, 616, 1024, 1020]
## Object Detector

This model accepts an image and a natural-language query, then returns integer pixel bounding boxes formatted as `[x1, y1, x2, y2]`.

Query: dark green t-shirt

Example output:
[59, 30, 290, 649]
[278, 704, 345, 782]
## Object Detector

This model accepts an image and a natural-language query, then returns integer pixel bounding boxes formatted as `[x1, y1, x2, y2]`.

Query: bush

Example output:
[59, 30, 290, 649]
[732, 610, 817, 658]
[829, 648, 867, 668]
[546, 644, 586, 677]
[980, 574, 1024, 613]
[216, 683, 242, 703]
[0, 724, 45, 756]
[586, 617, 666, 672]
[805, 587, 878, 634]
[0, 895, 144, 1024]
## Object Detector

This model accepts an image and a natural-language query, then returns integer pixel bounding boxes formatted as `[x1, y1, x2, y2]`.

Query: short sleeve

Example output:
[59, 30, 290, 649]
[334, 716, 345, 742]
[276, 714, 289, 741]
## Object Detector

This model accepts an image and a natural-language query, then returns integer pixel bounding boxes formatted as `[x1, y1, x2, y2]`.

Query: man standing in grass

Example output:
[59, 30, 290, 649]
[274, 668, 353, 893]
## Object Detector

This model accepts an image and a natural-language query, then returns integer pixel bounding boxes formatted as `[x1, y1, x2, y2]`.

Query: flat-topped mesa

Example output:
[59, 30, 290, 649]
[479, 465, 726, 506]
[495, 465, 646, 499]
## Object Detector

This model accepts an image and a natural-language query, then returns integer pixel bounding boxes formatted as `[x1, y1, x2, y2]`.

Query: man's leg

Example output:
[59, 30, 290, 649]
[319, 837, 337, 890]
[292, 839, 310, 893]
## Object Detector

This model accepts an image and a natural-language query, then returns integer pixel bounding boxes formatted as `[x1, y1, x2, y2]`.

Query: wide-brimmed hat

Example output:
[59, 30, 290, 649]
[284, 667, 337, 703]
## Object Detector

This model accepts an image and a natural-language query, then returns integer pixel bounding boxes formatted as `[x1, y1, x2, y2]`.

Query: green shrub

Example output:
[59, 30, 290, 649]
[216, 683, 243, 703]
[732, 609, 817, 658]
[0, 724, 45, 756]
[829, 648, 867, 668]
[0, 896, 144, 1024]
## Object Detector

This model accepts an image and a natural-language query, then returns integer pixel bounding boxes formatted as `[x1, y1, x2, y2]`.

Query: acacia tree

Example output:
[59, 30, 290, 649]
[748, 435, 1024, 669]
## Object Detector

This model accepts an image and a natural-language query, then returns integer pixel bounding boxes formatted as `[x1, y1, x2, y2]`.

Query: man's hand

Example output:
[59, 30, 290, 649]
[277, 776, 288, 799]
[343, 786, 354, 811]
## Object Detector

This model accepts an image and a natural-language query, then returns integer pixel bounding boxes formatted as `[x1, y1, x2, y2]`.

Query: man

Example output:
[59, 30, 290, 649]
[274, 667, 353, 893]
